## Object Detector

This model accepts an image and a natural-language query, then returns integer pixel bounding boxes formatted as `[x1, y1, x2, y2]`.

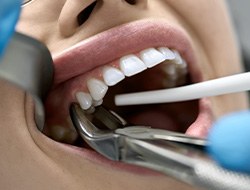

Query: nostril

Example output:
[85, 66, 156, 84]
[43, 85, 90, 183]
[124, 0, 137, 5]
[77, 1, 97, 26]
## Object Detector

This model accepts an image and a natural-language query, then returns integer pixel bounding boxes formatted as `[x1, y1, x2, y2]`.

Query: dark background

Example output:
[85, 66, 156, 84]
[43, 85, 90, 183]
[227, 0, 250, 71]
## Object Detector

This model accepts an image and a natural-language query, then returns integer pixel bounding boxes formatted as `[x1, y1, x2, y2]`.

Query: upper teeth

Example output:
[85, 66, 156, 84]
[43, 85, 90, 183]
[87, 78, 108, 101]
[75, 47, 188, 111]
[103, 66, 125, 86]
[75, 92, 93, 110]
[140, 48, 167, 68]
[120, 55, 147, 76]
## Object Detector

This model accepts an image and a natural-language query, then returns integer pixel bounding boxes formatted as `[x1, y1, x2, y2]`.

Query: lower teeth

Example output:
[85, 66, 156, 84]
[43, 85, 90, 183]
[44, 123, 78, 144]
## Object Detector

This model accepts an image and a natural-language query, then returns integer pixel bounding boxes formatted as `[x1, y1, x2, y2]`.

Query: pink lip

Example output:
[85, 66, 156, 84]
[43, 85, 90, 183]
[44, 19, 214, 174]
[53, 19, 201, 85]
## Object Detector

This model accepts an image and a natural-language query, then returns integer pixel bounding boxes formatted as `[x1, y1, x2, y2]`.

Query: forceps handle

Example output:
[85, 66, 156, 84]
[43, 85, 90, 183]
[116, 126, 207, 147]
[121, 138, 250, 190]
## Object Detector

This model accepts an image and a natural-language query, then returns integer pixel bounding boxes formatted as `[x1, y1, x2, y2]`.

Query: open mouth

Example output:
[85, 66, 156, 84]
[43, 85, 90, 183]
[42, 19, 213, 155]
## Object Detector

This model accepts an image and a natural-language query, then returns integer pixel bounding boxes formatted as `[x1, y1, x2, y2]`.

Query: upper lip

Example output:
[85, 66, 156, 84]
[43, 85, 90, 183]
[52, 19, 199, 86]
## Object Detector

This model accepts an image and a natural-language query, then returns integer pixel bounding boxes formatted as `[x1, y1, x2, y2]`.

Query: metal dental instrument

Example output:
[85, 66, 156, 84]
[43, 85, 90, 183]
[70, 103, 250, 190]
[115, 72, 250, 106]
[0, 32, 53, 131]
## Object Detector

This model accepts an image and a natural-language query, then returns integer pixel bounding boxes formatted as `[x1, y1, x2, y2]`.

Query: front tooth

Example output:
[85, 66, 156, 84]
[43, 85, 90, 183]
[87, 79, 108, 101]
[120, 55, 147, 77]
[103, 66, 125, 86]
[76, 92, 92, 110]
[158, 47, 175, 60]
[140, 48, 166, 68]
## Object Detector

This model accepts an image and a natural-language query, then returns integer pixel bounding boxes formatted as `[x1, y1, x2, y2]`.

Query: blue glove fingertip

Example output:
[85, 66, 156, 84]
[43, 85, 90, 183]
[207, 111, 250, 174]
[0, 0, 21, 57]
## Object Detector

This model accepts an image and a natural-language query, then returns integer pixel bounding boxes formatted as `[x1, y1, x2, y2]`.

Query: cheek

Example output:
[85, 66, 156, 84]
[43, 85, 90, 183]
[17, 0, 64, 41]
[170, 1, 241, 74]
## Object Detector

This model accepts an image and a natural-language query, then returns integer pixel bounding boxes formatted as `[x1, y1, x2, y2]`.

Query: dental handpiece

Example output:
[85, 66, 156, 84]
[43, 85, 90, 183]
[0, 32, 53, 131]
[115, 72, 250, 106]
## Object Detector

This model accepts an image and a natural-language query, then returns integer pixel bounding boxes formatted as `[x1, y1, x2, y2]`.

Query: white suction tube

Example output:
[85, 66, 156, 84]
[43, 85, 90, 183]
[115, 72, 250, 106]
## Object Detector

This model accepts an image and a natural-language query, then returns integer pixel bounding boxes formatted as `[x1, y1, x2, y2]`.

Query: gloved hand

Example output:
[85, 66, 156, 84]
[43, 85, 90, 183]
[0, 0, 21, 56]
[208, 111, 250, 174]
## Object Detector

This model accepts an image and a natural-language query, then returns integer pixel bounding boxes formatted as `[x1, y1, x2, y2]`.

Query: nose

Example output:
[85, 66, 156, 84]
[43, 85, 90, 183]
[58, 0, 148, 37]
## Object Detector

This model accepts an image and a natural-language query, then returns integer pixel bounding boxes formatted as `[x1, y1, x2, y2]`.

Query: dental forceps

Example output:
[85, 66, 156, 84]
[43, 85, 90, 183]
[70, 103, 250, 190]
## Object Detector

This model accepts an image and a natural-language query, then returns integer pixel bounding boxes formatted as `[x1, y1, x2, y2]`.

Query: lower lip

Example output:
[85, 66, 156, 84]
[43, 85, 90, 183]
[59, 141, 164, 176]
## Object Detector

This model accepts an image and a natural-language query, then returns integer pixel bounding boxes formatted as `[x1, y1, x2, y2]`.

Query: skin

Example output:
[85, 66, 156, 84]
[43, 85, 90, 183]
[0, 0, 248, 189]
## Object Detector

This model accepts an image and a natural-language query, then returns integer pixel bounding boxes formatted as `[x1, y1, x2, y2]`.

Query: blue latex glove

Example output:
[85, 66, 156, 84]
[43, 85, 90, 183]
[0, 0, 21, 57]
[208, 111, 250, 174]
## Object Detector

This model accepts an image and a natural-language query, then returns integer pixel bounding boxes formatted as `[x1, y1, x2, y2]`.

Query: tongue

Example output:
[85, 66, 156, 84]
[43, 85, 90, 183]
[128, 110, 179, 131]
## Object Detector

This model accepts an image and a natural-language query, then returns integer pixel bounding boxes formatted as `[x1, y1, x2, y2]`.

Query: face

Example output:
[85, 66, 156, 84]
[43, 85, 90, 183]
[0, 0, 248, 189]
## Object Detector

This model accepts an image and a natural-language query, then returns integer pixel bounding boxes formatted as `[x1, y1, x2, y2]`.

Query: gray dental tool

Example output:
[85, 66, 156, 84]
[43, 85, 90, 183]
[70, 103, 250, 190]
[0, 32, 53, 131]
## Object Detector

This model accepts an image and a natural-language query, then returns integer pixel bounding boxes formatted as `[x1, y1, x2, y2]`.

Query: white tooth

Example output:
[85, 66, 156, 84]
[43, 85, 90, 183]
[120, 55, 147, 77]
[177, 59, 188, 75]
[87, 78, 108, 101]
[75, 92, 93, 110]
[140, 48, 166, 68]
[103, 66, 125, 86]
[173, 50, 187, 69]
[93, 99, 103, 107]
[158, 47, 175, 60]
[163, 63, 178, 80]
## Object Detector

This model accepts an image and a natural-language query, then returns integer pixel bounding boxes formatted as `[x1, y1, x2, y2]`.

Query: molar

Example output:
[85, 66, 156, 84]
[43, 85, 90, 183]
[172, 50, 188, 75]
[162, 63, 178, 79]
[173, 50, 187, 69]
[87, 78, 108, 101]
[140, 48, 166, 68]
[48, 125, 78, 144]
[103, 66, 125, 86]
[120, 55, 147, 77]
